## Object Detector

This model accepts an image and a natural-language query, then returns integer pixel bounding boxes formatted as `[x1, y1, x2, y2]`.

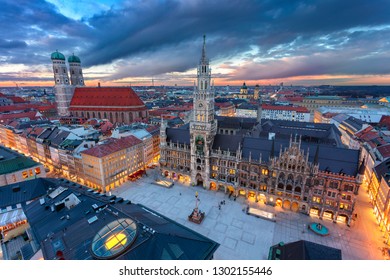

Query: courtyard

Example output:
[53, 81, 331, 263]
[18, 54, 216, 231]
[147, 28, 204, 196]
[112, 169, 388, 260]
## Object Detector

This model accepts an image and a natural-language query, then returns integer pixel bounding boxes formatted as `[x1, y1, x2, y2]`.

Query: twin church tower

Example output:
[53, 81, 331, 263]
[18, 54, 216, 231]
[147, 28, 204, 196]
[51, 51, 85, 116]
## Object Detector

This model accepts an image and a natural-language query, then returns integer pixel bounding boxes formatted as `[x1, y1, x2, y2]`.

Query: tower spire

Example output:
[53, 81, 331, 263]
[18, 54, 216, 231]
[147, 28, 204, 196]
[201, 34, 207, 62]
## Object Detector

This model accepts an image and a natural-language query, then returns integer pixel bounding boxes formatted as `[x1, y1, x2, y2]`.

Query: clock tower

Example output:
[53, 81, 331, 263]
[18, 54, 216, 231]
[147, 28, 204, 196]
[190, 35, 217, 188]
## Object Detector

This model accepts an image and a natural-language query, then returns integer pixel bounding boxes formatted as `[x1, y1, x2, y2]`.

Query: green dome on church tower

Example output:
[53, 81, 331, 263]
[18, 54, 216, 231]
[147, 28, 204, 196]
[51, 51, 65, 60]
[68, 54, 81, 63]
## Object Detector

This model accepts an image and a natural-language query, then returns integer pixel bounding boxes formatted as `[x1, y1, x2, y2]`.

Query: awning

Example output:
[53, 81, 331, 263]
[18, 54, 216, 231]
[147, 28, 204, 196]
[0, 209, 26, 227]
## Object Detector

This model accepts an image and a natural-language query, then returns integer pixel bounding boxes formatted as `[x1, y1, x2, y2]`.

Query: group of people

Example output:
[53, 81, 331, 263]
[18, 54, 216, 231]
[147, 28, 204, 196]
[218, 200, 226, 210]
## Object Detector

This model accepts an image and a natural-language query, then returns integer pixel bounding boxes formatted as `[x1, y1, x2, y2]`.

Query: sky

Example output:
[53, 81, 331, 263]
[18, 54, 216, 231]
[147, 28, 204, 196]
[0, 0, 390, 87]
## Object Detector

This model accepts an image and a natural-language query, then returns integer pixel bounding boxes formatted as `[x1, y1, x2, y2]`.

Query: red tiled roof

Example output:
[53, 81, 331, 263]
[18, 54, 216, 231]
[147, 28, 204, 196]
[354, 126, 374, 138]
[81, 135, 142, 158]
[379, 116, 390, 127]
[377, 144, 390, 159]
[262, 104, 309, 113]
[146, 125, 159, 133]
[161, 105, 193, 112]
[8, 96, 25, 103]
[215, 102, 234, 108]
[0, 111, 40, 122]
[70, 87, 146, 111]
[149, 109, 170, 116]
[285, 96, 304, 102]
[0, 103, 55, 113]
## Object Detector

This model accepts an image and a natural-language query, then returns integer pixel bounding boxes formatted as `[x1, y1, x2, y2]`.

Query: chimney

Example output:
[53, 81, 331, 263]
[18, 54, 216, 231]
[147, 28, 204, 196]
[98, 82, 101, 87]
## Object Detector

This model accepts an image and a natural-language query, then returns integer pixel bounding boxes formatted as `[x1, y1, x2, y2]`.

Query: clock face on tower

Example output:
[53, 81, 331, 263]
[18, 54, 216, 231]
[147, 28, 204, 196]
[198, 102, 203, 108]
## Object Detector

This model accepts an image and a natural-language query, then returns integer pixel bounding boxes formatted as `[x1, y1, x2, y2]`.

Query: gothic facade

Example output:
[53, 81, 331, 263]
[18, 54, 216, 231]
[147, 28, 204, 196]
[159, 38, 364, 225]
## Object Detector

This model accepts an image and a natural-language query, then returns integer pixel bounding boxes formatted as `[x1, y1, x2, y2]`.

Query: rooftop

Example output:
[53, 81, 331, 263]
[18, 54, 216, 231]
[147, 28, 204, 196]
[262, 104, 309, 113]
[0, 146, 40, 175]
[269, 240, 342, 260]
[70, 87, 146, 111]
[81, 135, 142, 158]
[23, 178, 219, 260]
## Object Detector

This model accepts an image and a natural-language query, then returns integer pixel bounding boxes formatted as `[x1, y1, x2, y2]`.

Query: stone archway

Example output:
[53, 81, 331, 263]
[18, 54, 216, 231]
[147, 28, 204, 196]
[323, 210, 334, 220]
[310, 207, 320, 216]
[210, 182, 217, 190]
[275, 198, 283, 207]
[283, 200, 291, 209]
[196, 173, 203, 186]
[258, 194, 266, 203]
[291, 201, 299, 212]
[337, 214, 349, 224]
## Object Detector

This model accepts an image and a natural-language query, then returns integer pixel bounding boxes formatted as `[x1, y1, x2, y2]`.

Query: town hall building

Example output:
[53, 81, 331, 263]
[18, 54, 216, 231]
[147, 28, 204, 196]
[159, 36, 365, 225]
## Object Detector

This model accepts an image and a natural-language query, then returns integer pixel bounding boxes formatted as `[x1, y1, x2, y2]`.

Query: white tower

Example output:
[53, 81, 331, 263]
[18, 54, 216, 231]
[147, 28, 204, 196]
[190, 35, 217, 188]
[68, 54, 85, 86]
[51, 51, 75, 116]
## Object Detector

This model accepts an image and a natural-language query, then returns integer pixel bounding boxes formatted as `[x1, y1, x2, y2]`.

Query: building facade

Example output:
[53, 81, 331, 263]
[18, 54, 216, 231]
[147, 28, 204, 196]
[51, 51, 84, 116]
[81, 136, 144, 192]
[261, 105, 310, 122]
[0, 146, 46, 187]
[160, 37, 363, 225]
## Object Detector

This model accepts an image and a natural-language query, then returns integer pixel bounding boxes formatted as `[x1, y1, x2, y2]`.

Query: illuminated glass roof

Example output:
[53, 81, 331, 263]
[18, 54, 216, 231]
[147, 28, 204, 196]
[91, 218, 137, 259]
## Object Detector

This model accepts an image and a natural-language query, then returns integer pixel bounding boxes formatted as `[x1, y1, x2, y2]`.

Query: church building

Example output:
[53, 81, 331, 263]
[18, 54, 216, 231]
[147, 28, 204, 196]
[51, 52, 148, 123]
[159, 37, 364, 225]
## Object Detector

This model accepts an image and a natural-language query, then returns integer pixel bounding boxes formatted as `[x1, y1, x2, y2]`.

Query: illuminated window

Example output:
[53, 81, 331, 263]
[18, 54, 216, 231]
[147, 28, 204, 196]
[229, 169, 236, 175]
[312, 196, 321, 203]
[91, 218, 137, 259]
[22, 171, 28, 179]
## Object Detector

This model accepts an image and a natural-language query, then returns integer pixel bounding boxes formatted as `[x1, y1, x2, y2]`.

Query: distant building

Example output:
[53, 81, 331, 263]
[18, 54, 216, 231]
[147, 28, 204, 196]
[293, 96, 365, 120]
[0, 146, 46, 187]
[314, 106, 390, 124]
[253, 85, 260, 100]
[69, 87, 148, 124]
[21, 178, 219, 260]
[215, 102, 235, 117]
[235, 103, 258, 118]
[261, 104, 310, 122]
[236, 82, 252, 99]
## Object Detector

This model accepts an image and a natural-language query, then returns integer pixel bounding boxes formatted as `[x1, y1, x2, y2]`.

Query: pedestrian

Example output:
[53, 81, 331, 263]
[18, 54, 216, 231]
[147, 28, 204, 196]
[179, 192, 181, 196]
[218, 205, 221, 210]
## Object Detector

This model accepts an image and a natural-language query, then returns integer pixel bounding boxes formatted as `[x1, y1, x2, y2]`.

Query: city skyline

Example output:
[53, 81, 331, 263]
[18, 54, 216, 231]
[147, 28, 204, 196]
[1, 0, 390, 87]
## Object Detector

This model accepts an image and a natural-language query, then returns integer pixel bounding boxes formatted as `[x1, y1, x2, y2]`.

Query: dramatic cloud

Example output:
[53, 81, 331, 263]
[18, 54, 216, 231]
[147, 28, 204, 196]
[0, 0, 390, 85]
